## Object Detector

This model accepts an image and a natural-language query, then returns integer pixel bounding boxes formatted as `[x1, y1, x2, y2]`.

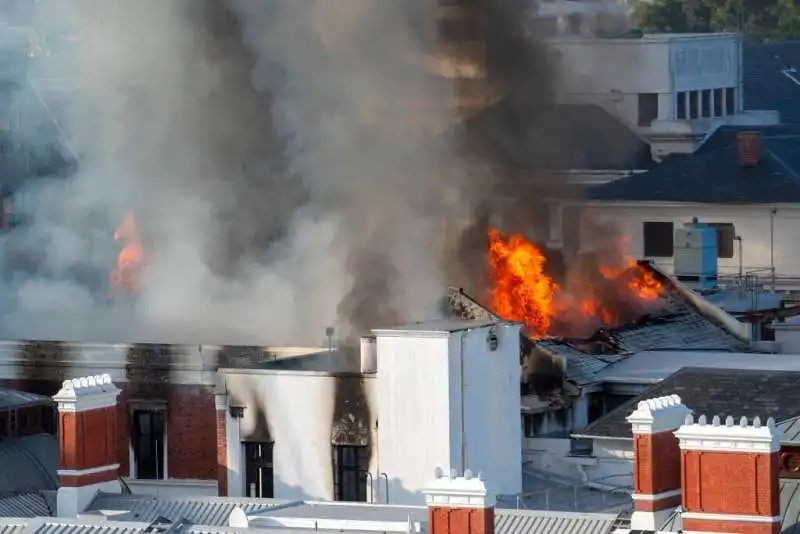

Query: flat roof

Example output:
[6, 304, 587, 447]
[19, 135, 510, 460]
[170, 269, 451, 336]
[253, 501, 427, 523]
[597, 350, 800, 384]
[372, 318, 504, 337]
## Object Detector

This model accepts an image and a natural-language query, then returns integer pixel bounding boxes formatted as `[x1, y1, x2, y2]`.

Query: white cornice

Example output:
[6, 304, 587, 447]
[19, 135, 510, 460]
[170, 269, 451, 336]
[626, 394, 691, 435]
[682, 511, 781, 523]
[674, 415, 780, 453]
[423, 469, 496, 509]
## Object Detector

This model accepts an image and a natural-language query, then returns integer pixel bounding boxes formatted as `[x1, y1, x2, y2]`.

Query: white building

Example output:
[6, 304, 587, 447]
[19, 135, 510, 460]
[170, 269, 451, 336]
[548, 33, 779, 158]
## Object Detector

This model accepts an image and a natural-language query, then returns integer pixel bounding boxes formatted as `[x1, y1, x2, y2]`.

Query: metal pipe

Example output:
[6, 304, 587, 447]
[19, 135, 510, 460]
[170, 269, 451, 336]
[771, 207, 777, 291]
[363, 471, 374, 503]
[380, 472, 389, 504]
[460, 331, 467, 473]
[734, 236, 743, 281]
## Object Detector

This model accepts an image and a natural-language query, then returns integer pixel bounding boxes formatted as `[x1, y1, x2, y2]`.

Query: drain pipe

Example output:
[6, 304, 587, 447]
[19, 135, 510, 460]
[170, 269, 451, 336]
[460, 331, 467, 473]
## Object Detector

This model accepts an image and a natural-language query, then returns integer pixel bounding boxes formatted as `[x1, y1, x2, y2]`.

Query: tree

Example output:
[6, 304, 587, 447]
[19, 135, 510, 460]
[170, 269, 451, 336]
[633, 0, 800, 41]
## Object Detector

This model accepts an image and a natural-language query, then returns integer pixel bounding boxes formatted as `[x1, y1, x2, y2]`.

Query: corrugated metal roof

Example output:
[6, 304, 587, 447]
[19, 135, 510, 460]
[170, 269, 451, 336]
[85, 494, 286, 526]
[781, 416, 800, 444]
[782, 479, 800, 534]
[0, 389, 50, 410]
[494, 509, 618, 534]
[0, 492, 52, 517]
[35, 523, 145, 534]
[0, 435, 58, 494]
[0, 522, 26, 534]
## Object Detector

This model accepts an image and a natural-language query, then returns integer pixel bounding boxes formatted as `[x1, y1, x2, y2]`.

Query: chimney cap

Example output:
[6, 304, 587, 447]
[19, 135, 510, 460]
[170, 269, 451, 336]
[675, 413, 779, 452]
[627, 394, 690, 434]
[52, 373, 121, 412]
[423, 466, 496, 508]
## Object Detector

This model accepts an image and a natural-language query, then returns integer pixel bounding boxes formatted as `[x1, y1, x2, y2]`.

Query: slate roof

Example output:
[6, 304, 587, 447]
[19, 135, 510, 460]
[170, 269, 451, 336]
[0, 435, 58, 495]
[782, 479, 800, 534]
[587, 132, 800, 203]
[457, 100, 653, 171]
[575, 367, 800, 439]
[744, 41, 800, 124]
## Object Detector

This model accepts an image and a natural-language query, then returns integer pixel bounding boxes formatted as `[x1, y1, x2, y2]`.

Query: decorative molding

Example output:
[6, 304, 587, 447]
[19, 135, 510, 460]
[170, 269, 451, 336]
[682, 511, 781, 523]
[52, 374, 121, 413]
[675, 414, 780, 453]
[58, 464, 120, 477]
[632, 489, 681, 501]
[626, 394, 691, 435]
[422, 468, 496, 509]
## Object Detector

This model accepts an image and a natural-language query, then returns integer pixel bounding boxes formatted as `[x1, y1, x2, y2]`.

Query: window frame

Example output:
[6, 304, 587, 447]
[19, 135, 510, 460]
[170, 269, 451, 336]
[713, 88, 724, 117]
[725, 87, 736, 115]
[332, 445, 370, 502]
[677, 92, 687, 119]
[643, 221, 674, 258]
[637, 93, 659, 127]
[244, 441, 275, 498]
[129, 401, 167, 481]
[701, 89, 711, 118]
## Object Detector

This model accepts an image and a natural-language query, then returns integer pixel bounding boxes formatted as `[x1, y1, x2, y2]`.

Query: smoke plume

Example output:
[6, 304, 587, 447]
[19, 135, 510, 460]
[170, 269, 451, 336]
[0, 0, 629, 345]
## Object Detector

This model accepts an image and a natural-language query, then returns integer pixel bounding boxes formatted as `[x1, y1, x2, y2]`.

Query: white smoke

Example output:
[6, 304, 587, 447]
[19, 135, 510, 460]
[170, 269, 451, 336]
[1, 0, 477, 344]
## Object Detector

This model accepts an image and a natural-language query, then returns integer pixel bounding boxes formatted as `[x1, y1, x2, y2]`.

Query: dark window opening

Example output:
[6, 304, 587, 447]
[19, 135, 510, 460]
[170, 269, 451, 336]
[244, 441, 274, 498]
[332, 445, 370, 502]
[131, 409, 165, 480]
[677, 92, 687, 119]
[707, 222, 735, 259]
[643, 221, 674, 258]
[701, 89, 711, 118]
[637, 93, 659, 126]
[688, 91, 699, 119]
[523, 414, 535, 438]
[713, 88, 723, 117]
[587, 393, 604, 424]
[725, 87, 736, 115]
[760, 322, 776, 341]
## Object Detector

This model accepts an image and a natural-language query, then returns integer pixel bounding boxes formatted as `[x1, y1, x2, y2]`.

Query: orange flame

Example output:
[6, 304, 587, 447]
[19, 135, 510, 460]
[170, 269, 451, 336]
[487, 229, 663, 338]
[110, 213, 144, 295]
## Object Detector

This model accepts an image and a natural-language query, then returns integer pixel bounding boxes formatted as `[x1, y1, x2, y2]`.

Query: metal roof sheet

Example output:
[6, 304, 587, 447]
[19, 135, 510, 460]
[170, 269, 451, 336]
[781, 416, 800, 444]
[0, 435, 58, 494]
[782, 479, 800, 534]
[494, 509, 619, 534]
[0, 493, 52, 517]
[0, 389, 50, 410]
[85, 494, 286, 526]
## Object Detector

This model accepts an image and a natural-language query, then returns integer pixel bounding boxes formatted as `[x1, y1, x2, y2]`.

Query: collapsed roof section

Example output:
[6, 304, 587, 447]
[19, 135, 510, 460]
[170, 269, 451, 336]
[445, 262, 751, 389]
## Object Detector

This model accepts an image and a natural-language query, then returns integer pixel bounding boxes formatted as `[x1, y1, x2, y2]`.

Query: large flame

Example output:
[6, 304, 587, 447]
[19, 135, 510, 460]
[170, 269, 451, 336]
[110, 213, 144, 296]
[487, 229, 663, 338]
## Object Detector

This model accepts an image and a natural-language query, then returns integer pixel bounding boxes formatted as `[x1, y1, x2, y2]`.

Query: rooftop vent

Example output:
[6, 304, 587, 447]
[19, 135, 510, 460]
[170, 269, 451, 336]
[736, 131, 763, 167]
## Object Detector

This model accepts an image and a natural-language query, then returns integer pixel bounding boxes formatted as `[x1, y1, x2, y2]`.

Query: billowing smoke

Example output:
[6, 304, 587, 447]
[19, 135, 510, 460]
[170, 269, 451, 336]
[0, 0, 630, 345]
[0, 0, 499, 344]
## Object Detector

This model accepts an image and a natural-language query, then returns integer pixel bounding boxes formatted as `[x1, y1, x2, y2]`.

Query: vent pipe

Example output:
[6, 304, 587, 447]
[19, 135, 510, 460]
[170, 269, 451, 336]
[736, 131, 763, 167]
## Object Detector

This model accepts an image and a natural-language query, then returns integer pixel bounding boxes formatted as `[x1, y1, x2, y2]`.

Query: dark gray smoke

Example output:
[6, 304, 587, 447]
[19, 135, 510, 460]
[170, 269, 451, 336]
[0, 0, 632, 345]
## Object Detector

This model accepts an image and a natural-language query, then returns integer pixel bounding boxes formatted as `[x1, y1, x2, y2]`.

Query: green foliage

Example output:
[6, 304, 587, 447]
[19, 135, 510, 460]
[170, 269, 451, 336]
[632, 0, 800, 41]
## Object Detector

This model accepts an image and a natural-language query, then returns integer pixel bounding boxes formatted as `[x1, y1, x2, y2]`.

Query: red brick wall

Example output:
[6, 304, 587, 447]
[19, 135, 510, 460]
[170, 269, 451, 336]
[429, 506, 494, 534]
[216, 409, 228, 496]
[633, 431, 681, 495]
[0, 379, 218, 482]
[682, 518, 780, 534]
[682, 450, 780, 517]
[58, 407, 116, 471]
[167, 385, 217, 479]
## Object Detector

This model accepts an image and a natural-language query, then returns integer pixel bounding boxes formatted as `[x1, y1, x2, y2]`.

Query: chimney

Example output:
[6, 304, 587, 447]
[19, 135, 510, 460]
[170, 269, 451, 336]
[423, 468, 495, 534]
[360, 335, 377, 373]
[675, 414, 780, 534]
[52, 374, 122, 517]
[626, 394, 690, 530]
[737, 131, 764, 167]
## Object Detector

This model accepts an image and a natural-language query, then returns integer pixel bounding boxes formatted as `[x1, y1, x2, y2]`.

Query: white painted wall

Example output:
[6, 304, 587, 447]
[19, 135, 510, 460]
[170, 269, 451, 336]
[375, 323, 523, 505]
[773, 323, 800, 353]
[523, 437, 633, 490]
[577, 202, 800, 283]
[122, 479, 218, 499]
[549, 33, 742, 131]
[223, 371, 378, 502]
[586, 439, 634, 489]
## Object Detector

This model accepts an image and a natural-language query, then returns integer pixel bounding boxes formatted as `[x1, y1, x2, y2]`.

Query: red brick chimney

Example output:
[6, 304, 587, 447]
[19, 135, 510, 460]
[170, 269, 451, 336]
[423, 468, 495, 534]
[737, 131, 764, 167]
[52, 374, 122, 517]
[626, 394, 690, 531]
[675, 414, 781, 534]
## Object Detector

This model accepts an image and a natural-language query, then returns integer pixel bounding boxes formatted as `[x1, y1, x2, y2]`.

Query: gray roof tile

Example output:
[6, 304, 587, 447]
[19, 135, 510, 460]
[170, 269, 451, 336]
[577, 367, 800, 439]
[783, 479, 800, 534]
[0, 435, 58, 495]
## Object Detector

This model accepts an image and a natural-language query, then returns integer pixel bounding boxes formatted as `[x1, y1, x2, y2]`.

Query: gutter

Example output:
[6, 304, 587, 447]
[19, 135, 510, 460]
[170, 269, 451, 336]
[570, 434, 633, 441]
